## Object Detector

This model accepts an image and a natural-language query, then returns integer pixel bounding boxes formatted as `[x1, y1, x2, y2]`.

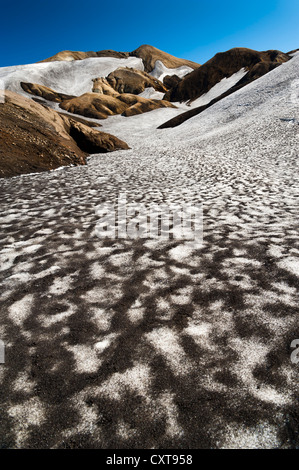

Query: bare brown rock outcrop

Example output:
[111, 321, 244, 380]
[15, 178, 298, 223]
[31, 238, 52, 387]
[163, 74, 182, 89]
[92, 78, 119, 96]
[0, 91, 129, 178]
[40, 49, 129, 63]
[21, 82, 75, 102]
[105, 67, 167, 95]
[60, 91, 176, 120]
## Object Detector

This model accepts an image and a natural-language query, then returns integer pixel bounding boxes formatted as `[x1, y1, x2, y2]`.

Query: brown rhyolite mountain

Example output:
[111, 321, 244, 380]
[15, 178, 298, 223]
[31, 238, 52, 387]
[39, 49, 130, 62]
[40, 44, 200, 73]
[164, 48, 290, 103]
[162, 74, 182, 89]
[129, 45, 200, 73]
[0, 91, 129, 178]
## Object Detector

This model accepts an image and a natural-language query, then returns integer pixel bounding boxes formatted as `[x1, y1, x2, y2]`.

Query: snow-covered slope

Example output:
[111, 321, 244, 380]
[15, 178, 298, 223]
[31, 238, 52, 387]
[138, 87, 166, 100]
[150, 59, 193, 81]
[0, 53, 298, 450]
[189, 67, 248, 107]
[0, 56, 144, 97]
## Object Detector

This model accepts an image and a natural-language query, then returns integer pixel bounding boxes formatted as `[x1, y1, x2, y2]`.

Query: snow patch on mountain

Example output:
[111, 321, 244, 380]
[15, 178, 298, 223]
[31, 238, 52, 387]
[138, 87, 165, 100]
[0, 56, 144, 97]
[189, 67, 248, 107]
[150, 60, 193, 81]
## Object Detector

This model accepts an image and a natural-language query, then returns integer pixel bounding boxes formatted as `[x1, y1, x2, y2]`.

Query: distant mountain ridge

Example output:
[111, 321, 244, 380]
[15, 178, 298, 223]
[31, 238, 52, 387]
[0, 43, 297, 177]
[39, 44, 200, 73]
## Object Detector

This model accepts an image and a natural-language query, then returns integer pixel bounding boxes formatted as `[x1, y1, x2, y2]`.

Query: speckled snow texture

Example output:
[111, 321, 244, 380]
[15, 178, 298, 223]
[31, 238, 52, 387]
[0, 54, 298, 449]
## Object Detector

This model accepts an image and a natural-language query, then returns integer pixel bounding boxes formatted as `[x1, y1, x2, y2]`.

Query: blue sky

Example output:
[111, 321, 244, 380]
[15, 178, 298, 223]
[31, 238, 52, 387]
[0, 0, 298, 67]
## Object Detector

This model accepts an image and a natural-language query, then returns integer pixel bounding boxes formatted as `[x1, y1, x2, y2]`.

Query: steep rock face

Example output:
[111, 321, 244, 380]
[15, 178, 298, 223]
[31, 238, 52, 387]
[0, 91, 129, 177]
[105, 67, 167, 94]
[164, 48, 290, 103]
[129, 45, 200, 73]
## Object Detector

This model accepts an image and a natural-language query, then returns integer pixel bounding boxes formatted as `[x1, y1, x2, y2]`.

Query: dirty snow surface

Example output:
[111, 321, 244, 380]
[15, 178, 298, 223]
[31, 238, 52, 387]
[0, 54, 298, 449]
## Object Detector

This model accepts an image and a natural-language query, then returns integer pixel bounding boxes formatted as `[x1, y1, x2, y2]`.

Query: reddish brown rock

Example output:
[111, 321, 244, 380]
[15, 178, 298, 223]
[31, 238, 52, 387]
[0, 91, 129, 178]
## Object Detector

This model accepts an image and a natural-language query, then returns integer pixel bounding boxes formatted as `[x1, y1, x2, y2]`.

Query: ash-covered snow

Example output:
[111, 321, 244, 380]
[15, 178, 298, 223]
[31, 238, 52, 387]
[0, 54, 298, 449]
